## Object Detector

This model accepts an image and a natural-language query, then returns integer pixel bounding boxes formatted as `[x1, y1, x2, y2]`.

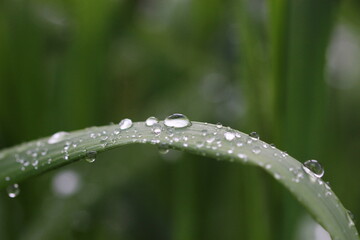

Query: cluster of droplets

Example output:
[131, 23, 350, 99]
[6, 110, 358, 234]
[14, 141, 51, 171]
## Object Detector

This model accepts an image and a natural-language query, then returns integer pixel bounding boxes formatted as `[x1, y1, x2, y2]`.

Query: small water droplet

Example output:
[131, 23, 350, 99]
[7, 184, 20, 198]
[224, 132, 235, 141]
[158, 145, 169, 155]
[237, 153, 248, 162]
[85, 150, 97, 163]
[274, 173, 281, 179]
[32, 160, 39, 167]
[252, 146, 261, 154]
[206, 136, 215, 144]
[145, 116, 159, 126]
[152, 124, 162, 135]
[347, 210, 356, 227]
[119, 118, 133, 130]
[236, 140, 244, 147]
[302, 160, 324, 178]
[249, 132, 259, 140]
[48, 131, 69, 144]
[201, 129, 208, 136]
[196, 140, 204, 148]
[164, 113, 191, 128]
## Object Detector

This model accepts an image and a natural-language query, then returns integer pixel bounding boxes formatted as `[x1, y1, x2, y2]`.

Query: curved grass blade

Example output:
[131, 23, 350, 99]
[0, 121, 358, 239]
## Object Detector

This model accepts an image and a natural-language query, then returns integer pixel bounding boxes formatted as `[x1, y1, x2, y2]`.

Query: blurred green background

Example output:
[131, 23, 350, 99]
[0, 0, 360, 239]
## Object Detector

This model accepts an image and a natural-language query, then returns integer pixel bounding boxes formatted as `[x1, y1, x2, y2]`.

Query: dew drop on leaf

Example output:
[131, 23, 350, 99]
[164, 113, 191, 128]
[249, 132, 259, 140]
[48, 131, 69, 144]
[7, 183, 20, 198]
[119, 118, 133, 130]
[85, 150, 97, 163]
[302, 159, 324, 178]
[224, 132, 235, 141]
[252, 146, 261, 154]
[152, 124, 162, 135]
[145, 116, 159, 126]
[347, 210, 356, 227]
[237, 153, 248, 161]
[158, 145, 169, 155]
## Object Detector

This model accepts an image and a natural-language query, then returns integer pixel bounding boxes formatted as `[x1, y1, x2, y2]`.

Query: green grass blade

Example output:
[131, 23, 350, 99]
[0, 121, 358, 239]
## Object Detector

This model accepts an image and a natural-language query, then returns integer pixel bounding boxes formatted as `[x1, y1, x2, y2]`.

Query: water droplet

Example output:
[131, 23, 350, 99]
[32, 160, 39, 167]
[48, 131, 69, 144]
[252, 146, 261, 154]
[201, 129, 208, 136]
[158, 145, 169, 154]
[206, 136, 215, 144]
[152, 124, 162, 135]
[145, 116, 159, 126]
[224, 132, 235, 141]
[196, 140, 205, 148]
[164, 113, 191, 128]
[347, 210, 356, 227]
[249, 132, 259, 140]
[85, 150, 97, 163]
[7, 184, 20, 198]
[274, 173, 281, 179]
[237, 153, 248, 161]
[236, 140, 244, 147]
[302, 160, 324, 178]
[119, 118, 133, 130]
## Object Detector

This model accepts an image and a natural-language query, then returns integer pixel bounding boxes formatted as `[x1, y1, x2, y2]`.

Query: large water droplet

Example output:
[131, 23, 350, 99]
[145, 116, 159, 126]
[119, 118, 133, 130]
[224, 132, 235, 141]
[48, 131, 69, 144]
[85, 150, 97, 163]
[164, 113, 191, 128]
[302, 160, 324, 178]
[7, 184, 20, 198]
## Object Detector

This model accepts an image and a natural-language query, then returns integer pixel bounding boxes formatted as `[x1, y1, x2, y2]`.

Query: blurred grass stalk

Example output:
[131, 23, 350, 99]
[269, 0, 338, 239]
[235, 0, 271, 239]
